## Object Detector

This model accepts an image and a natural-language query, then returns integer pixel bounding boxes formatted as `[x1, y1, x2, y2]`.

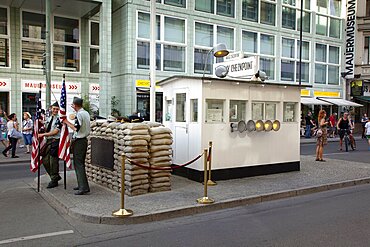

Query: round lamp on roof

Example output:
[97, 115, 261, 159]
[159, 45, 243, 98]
[213, 43, 229, 58]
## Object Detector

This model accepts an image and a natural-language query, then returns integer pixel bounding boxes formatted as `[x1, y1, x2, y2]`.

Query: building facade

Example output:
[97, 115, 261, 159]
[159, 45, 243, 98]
[0, 0, 347, 121]
[353, 0, 370, 116]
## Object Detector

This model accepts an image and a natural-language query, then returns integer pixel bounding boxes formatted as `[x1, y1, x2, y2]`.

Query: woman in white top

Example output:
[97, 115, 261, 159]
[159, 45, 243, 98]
[22, 112, 33, 153]
[2, 113, 19, 158]
[365, 118, 370, 151]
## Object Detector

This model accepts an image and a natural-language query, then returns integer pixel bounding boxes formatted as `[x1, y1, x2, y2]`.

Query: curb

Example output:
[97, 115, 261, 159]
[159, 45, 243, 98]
[37, 177, 370, 225]
[0, 159, 30, 165]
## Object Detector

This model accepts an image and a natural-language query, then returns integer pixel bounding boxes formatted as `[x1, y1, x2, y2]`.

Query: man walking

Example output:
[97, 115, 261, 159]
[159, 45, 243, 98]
[39, 102, 62, 188]
[62, 97, 90, 195]
[305, 112, 315, 138]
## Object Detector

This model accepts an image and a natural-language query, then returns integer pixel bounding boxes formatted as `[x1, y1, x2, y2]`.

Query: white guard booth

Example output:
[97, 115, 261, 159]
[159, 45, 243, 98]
[159, 76, 305, 182]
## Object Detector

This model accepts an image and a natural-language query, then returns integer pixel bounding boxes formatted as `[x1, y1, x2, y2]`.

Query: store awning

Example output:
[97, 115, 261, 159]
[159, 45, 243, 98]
[317, 97, 363, 107]
[301, 97, 332, 105]
[354, 96, 370, 103]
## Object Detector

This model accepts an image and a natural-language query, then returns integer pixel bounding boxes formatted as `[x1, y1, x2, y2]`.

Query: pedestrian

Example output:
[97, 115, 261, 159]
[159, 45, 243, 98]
[329, 113, 337, 138]
[361, 113, 369, 139]
[0, 110, 7, 149]
[2, 113, 19, 158]
[38, 102, 62, 188]
[315, 110, 328, 162]
[365, 118, 370, 151]
[22, 112, 33, 154]
[305, 111, 315, 138]
[62, 97, 91, 195]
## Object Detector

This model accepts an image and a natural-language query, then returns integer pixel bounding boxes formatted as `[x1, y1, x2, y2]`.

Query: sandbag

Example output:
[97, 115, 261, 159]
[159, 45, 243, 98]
[149, 156, 172, 163]
[123, 135, 151, 141]
[123, 146, 148, 153]
[150, 150, 172, 157]
[125, 152, 149, 159]
[150, 133, 172, 140]
[149, 127, 172, 135]
[149, 145, 172, 152]
[126, 123, 149, 130]
[150, 139, 172, 145]
[150, 177, 170, 183]
[125, 140, 148, 146]
[123, 129, 149, 135]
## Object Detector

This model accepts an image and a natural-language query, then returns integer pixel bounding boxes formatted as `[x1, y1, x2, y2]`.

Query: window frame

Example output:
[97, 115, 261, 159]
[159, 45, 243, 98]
[89, 20, 100, 74]
[314, 42, 341, 85]
[0, 6, 10, 68]
[195, 0, 236, 19]
[136, 11, 187, 72]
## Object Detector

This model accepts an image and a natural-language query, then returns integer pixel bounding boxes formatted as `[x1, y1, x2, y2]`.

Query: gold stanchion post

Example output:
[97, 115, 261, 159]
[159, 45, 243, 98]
[112, 155, 133, 217]
[207, 141, 217, 186]
[197, 149, 214, 204]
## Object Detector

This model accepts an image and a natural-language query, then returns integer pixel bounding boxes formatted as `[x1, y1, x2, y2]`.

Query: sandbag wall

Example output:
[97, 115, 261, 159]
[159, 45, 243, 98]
[86, 121, 173, 196]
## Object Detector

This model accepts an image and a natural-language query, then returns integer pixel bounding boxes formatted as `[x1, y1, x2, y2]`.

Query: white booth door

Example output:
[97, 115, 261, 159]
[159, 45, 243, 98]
[174, 90, 189, 164]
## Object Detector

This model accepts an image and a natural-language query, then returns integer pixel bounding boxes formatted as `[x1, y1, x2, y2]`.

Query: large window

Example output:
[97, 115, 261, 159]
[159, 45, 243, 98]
[316, 0, 342, 38]
[22, 12, 45, 69]
[206, 99, 224, 123]
[194, 22, 234, 74]
[281, 37, 310, 83]
[137, 12, 186, 72]
[281, 0, 311, 32]
[242, 31, 276, 80]
[0, 7, 9, 67]
[242, 0, 258, 22]
[260, 1, 276, 26]
[53, 16, 80, 72]
[314, 43, 340, 85]
[195, 0, 235, 18]
[90, 21, 99, 73]
[148, 0, 186, 8]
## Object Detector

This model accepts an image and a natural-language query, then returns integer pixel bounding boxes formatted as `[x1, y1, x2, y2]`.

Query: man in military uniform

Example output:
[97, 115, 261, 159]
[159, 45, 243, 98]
[63, 97, 90, 195]
[39, 102, 62, 188]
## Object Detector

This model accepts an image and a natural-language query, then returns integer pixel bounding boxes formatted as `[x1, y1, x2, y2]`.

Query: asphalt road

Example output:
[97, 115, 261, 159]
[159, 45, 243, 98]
[300, 138, 369, 163]
[0, 142, 369, 247]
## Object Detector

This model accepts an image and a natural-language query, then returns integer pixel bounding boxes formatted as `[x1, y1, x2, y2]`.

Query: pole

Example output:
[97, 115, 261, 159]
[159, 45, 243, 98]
[298, 0, 303, 86]
[37, 82, 42, 193]
[45, 0, 52, 107]
[64, 161, 66, 190]
[149, 0, 156, 122]
[197, 149, 214, 204]
[207, 141, 216, 186]
[112, 155, 133, 217]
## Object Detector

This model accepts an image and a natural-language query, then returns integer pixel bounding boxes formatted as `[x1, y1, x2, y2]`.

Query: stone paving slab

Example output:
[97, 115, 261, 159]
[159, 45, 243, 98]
[34, 155, 370, 225]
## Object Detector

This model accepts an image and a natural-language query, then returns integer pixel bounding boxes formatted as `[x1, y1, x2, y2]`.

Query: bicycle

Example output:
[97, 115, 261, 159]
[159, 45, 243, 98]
[341, 129, 356, 152]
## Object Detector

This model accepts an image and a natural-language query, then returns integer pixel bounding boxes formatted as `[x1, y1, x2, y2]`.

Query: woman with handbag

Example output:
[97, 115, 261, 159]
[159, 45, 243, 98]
[315, 110, 329, 162]
[2, 113, 19, 158]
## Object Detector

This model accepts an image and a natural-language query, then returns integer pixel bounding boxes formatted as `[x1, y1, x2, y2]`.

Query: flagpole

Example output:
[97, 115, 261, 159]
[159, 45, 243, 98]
[37, 82, 42, 192]
[62, 74, 67, 190]
[64, 161, 66, 190]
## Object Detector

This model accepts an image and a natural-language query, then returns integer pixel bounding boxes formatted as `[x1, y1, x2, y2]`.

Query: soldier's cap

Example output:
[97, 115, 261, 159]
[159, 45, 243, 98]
[51, 101, 59, 107]
[73, 97, 83, 106]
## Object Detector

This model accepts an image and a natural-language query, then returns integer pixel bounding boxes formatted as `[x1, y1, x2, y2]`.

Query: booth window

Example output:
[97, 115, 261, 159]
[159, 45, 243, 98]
[176, 93, 186, 122]
[206, 99, 224, 123]
[190, 99, 198, 122]
[252, 102, 277, 120]
[252, 102, 264, 120]
[283, 102, 296, 122]
[265, 103, 277, 120]
[229, 100, 246, 122]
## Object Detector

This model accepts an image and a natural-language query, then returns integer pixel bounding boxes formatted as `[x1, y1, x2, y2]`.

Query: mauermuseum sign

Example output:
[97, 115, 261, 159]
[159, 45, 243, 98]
[345, 0, 356, 79]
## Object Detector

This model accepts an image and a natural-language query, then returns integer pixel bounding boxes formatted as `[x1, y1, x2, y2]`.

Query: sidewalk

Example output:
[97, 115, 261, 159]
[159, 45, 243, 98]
[35, 155, 370, 225]
[300, 135, 362, 144]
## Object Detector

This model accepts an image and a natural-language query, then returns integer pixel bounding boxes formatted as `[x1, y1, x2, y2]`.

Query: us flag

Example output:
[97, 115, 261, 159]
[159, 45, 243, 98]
[31, 90, 46, 172]
[58, 77, 72, 168]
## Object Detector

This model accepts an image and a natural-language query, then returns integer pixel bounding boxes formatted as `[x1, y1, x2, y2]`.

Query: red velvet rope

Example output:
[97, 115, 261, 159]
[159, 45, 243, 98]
[207, 146, 212, 162]
[127, 153, 203, 171]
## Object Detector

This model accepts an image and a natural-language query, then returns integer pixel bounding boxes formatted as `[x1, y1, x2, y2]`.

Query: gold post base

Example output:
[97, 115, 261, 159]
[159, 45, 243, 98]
[112, 208, 133, 217]
[197, 197, 215, 204]
[207, 180, 217, 186]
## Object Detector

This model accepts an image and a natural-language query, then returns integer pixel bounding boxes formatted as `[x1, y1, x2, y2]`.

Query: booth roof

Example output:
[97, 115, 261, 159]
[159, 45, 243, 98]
[157, 75, 311, 88]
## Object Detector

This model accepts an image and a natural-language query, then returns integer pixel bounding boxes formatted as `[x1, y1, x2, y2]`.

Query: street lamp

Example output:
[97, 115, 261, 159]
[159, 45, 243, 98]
[202, 43, 229, 80]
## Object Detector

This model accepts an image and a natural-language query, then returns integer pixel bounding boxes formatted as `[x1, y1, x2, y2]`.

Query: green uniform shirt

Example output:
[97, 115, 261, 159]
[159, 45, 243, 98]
[73, 108, 90, 139]
[45, 114, 61, 139]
